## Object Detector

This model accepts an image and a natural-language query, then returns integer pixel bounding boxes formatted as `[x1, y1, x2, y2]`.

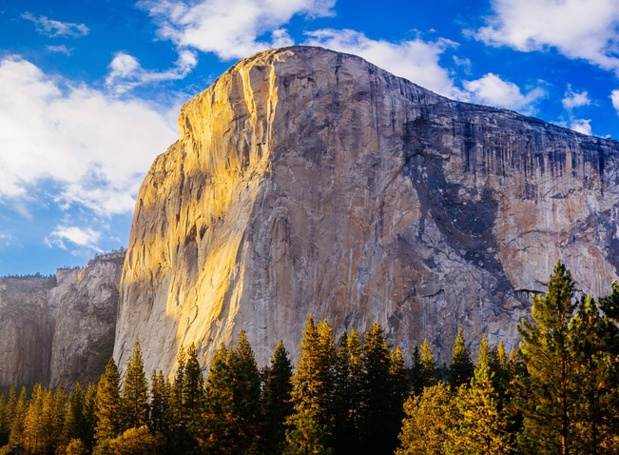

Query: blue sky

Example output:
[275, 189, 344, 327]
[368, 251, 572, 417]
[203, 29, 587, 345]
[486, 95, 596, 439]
[1, 0, 619, 275]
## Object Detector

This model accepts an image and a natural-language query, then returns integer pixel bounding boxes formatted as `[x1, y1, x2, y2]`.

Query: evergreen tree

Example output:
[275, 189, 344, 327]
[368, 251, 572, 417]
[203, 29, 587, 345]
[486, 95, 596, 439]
[262, 340, 294, 455]
[53, 385, 68, 451]
[291, 317, 336, 439]
[284, 410, 333, 455]
[22, 384, 45, 455]
[360, 321, 400, 454]
[198, 333, 261, 454]
[148, 370, 171, 436]
[181, 343, 204, 422]
[448, 328, 474, 389]
[82, 383, 98, 451]
[0, 386, 16, 446]
[168, 345, 196, 454]
[121, 340, 149, 430]
[447, 334, 512, 455]
[515, 261, 579, 455]
[396, 382, 459, 455]
[7, 386, 28, 453]
[489, 340, 510, 402]
[94, 358, 122, 446]
[412, 339, 438, 395]
[332, 330, 364, 455]
[570, 295, 619, 454]
[65, 383, 88, 445]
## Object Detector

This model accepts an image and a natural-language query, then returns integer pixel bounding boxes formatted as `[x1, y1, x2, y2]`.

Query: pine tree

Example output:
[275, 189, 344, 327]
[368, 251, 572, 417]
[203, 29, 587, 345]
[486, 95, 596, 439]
[82, 383, 98, 451]
[489, 340, 510, 402]
[94, 358, 122, 445]
[360, 321, 401, 454]
[149, 370, 171, 436]
[284, 410, 334, 455]
[121, 340, 149, 430]
[181, 343, 204, 422]
[23, 384, 45, 455]
[569, 295, 619, 454]
[7, 386, 28, 453]
[396, 382, 459, 455]
[447, 334, 512, 455]
[332, 330, 364, 455]
[262, 340, 294, 455]
[198, 333, 262, 454]
[412, 339, 438, 395]
[0, 386, 16, 446]
[516, 261, 579, 455]
[449, 328, 474, 389]
[65, 383, 88, 445]
[291, 317, 336, 438]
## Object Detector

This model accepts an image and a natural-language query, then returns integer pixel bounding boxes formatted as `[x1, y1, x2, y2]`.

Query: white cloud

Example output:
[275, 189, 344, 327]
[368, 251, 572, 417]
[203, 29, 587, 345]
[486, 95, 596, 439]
[475, 0, 619, 73]
[611, 89, 619, 114]
[569, 119, 592, 135]
[21, 12, 89, 38]
[462, 73, 545, 114]
[138, 0, 336, 60]
[46, 226, 103, 252]
[562, 89, 591, 110]
[0, 56, 177, 216]
[304, 29, 460, 98]
[105, 50, 197, 93]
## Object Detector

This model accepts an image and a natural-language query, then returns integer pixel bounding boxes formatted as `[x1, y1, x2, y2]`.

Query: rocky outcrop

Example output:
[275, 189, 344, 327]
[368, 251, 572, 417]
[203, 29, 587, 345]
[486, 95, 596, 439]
[115, 46, 619, 375]
[0, 276, 56, 386]
[0, 251, 124, 388]
[49, 251, 125, 387]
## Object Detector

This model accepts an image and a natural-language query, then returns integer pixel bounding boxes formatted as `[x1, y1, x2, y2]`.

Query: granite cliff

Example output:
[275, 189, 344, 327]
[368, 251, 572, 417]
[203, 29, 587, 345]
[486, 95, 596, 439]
[115, 46, 619, 375]
[0, 251, 124, 388]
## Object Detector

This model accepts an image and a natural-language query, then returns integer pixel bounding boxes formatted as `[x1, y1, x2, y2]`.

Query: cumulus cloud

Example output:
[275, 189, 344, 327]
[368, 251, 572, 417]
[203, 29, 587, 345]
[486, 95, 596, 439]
[305, 29, 460, 98]
[0, 56, 177, 216]
[105, 50, 198, 93]
[45, 226, 103, 253]
[569, 119, 592, 135]
[475, 0, 619, 73]
[462, 73, 545, 114]
[138, 0, 335, 60]
[562, 88, 591, 110]
[21, 12, 89, 38]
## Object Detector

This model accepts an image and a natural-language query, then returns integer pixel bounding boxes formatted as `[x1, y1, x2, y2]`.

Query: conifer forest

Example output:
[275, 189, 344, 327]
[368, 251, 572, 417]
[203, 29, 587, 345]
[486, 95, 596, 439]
[0, 262, 618, 454]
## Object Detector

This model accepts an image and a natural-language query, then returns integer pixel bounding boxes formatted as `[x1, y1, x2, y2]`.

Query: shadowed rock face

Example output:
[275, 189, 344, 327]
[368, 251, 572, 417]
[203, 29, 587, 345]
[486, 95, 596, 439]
[115, 46, 619, 374]
[0, 252, 124, 388]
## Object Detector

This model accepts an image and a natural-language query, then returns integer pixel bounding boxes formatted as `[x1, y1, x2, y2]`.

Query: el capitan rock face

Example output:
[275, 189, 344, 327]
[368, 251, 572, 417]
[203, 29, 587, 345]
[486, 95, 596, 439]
[115, 46, 619, 374]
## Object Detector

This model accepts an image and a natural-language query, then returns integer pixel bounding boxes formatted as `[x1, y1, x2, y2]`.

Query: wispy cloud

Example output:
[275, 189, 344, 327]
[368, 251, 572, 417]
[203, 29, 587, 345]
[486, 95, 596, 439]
[462, 73, 545, 114]
[47, 45, 72, 55]
[45, 225, 103, 253]
[105, 50, 198, 94]
[0, 56, 176, 216]
[138, 0, 335, 60]
[610, 90, 619, 115]
[21, 12, 89, 38]
[475, 0, 619, 74]
[304, 29, 461, 98]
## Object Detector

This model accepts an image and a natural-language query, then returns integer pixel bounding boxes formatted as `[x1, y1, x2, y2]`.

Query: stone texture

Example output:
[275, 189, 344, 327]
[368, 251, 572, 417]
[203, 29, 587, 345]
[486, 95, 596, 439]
[49, 251, 125, 388]
[0, 251, 124, 388]
[115, 46, 619, 375]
